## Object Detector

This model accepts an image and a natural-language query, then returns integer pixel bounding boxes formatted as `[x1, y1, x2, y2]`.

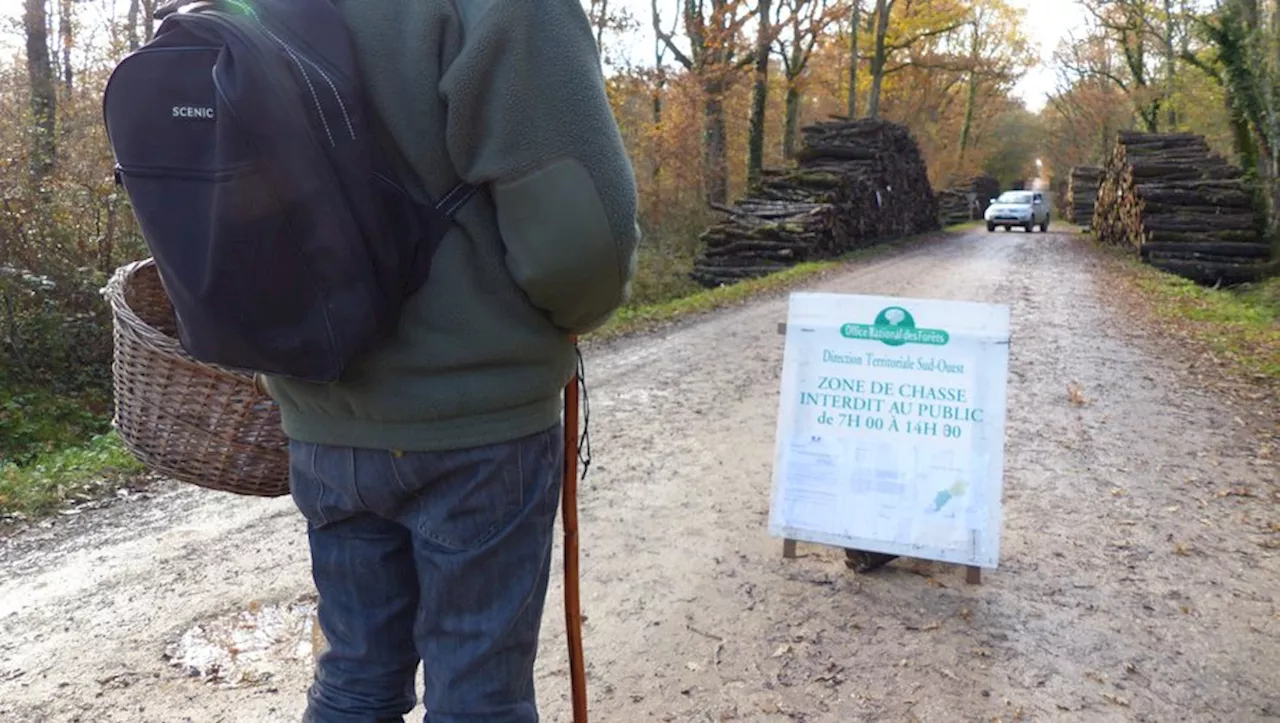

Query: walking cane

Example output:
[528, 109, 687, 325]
[563, 337, 588, 722]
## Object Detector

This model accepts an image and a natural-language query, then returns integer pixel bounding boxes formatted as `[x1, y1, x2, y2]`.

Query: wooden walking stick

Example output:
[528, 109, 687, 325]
[563, 339, 588, 722]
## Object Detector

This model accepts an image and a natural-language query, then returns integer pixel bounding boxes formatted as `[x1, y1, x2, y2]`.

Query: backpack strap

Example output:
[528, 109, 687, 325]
[434, 182, 479, 218]
[363, 102, 479, 219]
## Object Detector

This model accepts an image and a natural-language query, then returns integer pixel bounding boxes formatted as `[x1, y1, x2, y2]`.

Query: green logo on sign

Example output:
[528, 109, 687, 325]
[840, 306, 949, 347]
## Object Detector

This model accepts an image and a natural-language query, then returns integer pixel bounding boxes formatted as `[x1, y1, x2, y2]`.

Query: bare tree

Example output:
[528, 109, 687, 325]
[126, 0, 140, 51]
[23, 0, 56, 177]
[590, 0, 611, 55]
[143, 0, 156, 43]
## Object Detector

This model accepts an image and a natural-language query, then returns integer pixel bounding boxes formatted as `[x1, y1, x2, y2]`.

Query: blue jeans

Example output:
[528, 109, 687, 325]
[288, 424, 564, 723]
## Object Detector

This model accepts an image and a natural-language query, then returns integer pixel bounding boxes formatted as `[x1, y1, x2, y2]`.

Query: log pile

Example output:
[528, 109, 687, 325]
[1067, 166, 1102, 227]
[692, 119, 939, 287]
[933, 175, 1001, 226]
[936, 188, 971, 227]
[970, 175, 1000, 219]
[1093, 131, 1275, 286]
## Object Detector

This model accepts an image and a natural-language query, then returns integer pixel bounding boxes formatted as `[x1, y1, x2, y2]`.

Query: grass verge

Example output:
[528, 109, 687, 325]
[589, 225, 957, 342]
[1103, 247, 1279, 388]
[0, 431, 146, 521]
[590, 258, 841, 342]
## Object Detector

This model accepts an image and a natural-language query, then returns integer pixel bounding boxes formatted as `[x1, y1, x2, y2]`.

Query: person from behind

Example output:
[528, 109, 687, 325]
[261, 0, 641, 720]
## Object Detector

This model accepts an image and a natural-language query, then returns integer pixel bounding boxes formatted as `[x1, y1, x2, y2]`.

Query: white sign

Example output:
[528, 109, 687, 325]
[768, 292, 1011, 568]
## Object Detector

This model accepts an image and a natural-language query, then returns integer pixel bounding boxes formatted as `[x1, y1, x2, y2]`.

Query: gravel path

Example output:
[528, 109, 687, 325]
[1, 228, 1276, 722]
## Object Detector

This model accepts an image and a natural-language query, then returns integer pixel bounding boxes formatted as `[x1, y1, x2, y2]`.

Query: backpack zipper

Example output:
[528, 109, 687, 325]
[114, 163, 253, 183]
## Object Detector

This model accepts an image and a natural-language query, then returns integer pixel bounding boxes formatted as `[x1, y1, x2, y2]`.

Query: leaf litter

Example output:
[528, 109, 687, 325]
[163, 595, 320, 687]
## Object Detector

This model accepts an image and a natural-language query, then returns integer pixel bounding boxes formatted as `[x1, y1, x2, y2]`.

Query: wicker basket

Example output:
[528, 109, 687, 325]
[105, 258, 291, 497]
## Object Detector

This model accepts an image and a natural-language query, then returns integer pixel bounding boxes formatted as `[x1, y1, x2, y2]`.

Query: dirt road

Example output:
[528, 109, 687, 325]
[2, 229, 1277, 722]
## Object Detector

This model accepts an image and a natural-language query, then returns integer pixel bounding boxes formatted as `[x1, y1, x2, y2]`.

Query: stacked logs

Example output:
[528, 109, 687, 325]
[692, 119, 939, 287]
[936, 188, 971, 227]
[1093, 131, 1274, 285]
[970, 175, 1001, 219]
[934, 175, 1001, 226]
[1067, 166, 1102, 227]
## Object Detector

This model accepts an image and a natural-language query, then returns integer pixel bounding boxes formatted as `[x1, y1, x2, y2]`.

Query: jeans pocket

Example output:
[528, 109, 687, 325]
[289, 440, 341, 528]
[400, 427, 560, 553]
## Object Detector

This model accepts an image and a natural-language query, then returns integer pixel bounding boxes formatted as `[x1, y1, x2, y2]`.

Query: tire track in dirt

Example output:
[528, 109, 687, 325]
[1, 229, 1276, 722]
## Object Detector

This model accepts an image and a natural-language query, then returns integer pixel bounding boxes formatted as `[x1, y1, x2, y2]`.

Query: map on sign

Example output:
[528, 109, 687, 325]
[768, 292, 1011, 568]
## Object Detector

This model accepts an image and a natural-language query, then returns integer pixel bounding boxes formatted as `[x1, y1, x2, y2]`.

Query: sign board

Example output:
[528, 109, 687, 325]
[768, 292, 1011, 569]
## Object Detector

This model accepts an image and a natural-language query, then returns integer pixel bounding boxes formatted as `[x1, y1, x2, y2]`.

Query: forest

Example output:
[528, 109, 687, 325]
[0, 0, 1277, 476]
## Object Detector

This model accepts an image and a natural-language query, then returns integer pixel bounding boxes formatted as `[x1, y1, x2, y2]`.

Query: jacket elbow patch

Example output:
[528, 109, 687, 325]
[493, 158, 623, 325]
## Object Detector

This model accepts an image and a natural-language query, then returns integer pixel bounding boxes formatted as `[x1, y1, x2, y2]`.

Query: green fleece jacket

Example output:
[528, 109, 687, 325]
[264, 0, 640, 452]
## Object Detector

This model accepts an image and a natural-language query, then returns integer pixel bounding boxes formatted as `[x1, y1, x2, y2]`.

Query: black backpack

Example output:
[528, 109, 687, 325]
[103, 0, 475, 383]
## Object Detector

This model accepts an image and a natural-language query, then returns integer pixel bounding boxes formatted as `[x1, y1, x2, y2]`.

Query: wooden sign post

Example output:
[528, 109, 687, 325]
[769, 293, 1011, 585]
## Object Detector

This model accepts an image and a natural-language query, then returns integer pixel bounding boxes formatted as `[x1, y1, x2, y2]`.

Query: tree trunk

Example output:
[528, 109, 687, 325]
[783, 81, 802, 159]
[23, 0, 56, 178]
[650, 50, 665, 222]
[126, 0, 140, 51]
[1264, 0, 1279, 252]
[957, 75, 978, 164]
[747, 0, 774, 184]
[1162, 0, 1177, 129]
[590, 0, 609, 59]
[957, 19, 979, 163]
[1239, 0, 1258, 28]
[846, 0, 860, 117]
[59, 0, 72, 93]
[652, 67, 664, 181]
[143, 0, 156, 43]
[704, 81, 729, 204]
[866, 0, 892, 119]
[1209, 0, 1269, 204]
[649, 0, 667, 222]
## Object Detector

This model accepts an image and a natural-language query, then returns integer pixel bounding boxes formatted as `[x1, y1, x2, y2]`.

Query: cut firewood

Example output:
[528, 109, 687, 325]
[1067, 166, 1102, 227]
[933, 175, 1000, 227]
[1138, 241, 1273, 260]
[692, 118, 939, 288]
[1092, 131, 1274, 287]
[1145, 257, 1278, 286]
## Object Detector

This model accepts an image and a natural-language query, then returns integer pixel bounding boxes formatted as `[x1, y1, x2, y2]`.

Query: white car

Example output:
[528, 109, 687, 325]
[985, 190, 1051, 233]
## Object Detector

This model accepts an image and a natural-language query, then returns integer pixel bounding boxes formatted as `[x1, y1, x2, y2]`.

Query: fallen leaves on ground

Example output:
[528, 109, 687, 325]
[1217, 487, 1256, 498]
[1102, 692, 1131, 707]
[904, 621, 941, 632]
[1068, 382, 1089, 406]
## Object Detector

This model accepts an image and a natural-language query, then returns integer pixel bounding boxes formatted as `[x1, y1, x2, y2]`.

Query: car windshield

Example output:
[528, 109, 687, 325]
[996, 192, 1033, 204]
